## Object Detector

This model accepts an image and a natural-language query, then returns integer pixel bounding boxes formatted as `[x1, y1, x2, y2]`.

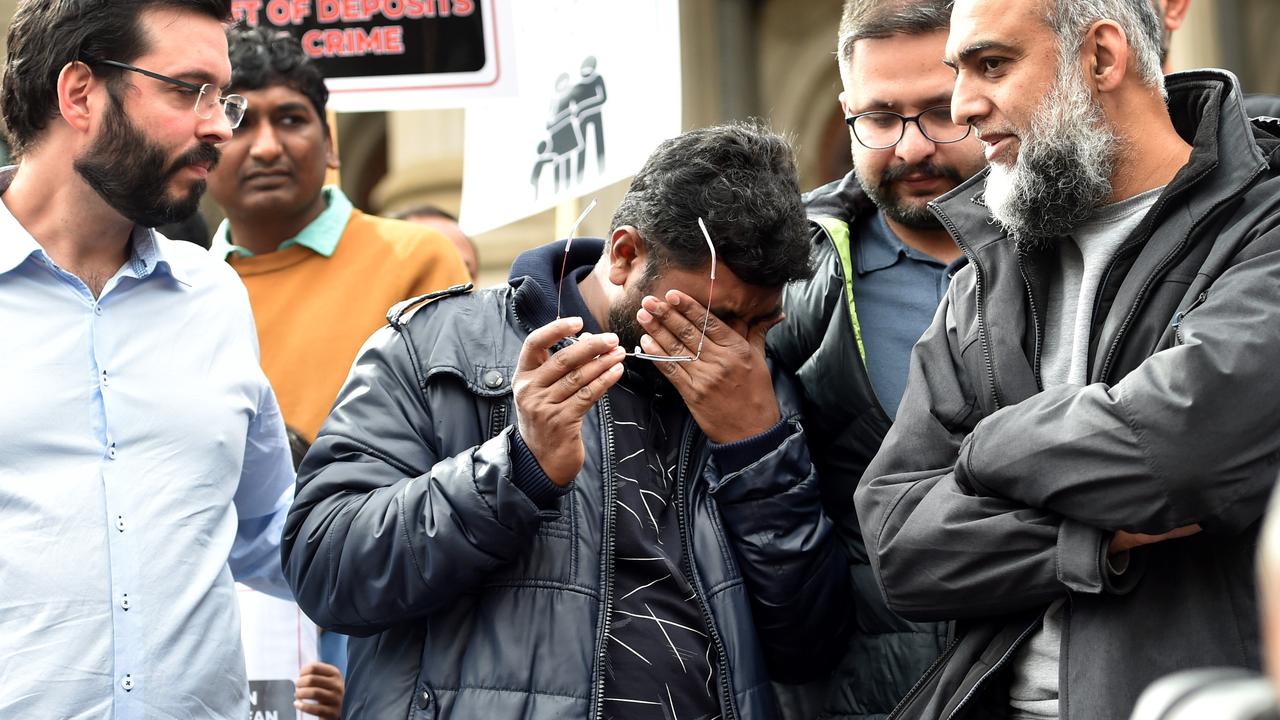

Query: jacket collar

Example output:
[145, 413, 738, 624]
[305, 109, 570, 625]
[930, 69, 1268, 253]
[507, 237, 606, 335]
[803, 170, 877, 226]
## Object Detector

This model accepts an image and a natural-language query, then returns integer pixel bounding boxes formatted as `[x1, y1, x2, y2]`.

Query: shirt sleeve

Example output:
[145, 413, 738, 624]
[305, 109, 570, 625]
[228, 381, 296, 601]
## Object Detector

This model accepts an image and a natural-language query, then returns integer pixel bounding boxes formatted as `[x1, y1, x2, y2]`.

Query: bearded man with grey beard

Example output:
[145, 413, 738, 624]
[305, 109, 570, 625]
[852, 0, 1280, 718]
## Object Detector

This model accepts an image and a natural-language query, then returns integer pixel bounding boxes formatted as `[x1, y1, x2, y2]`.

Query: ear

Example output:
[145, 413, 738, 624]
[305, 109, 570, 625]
[56, 61, 99, 135]
[325, 132, 340, 170]
[838, 89, 850, 117]
[607, 226, 645, 287]
[1084, 19, 1129, 94]
[1161, 0, 1191, 32]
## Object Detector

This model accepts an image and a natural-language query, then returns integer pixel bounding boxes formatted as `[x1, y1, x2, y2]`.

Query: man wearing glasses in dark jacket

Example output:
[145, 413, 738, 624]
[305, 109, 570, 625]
[282, 121, 852, 719]
[768, 1, 986, 717]
[856, 0, 1280, 718]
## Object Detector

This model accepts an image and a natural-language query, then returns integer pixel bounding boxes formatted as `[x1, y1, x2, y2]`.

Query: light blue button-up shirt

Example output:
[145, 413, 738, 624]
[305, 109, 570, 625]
[0, 185, 296, 718]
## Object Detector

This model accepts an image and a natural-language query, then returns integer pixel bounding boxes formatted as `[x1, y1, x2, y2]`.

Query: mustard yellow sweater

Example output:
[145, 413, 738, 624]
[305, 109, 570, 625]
[228, 210, 470, 441]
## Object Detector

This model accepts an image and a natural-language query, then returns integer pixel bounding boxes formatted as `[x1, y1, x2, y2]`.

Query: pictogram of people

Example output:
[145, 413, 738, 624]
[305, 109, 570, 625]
[531, 56, 608, 198]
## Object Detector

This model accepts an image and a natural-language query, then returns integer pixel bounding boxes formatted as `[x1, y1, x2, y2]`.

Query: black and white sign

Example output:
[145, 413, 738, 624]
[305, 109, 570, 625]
[459, 0, 681, 234]
[230, 0, 516, 111]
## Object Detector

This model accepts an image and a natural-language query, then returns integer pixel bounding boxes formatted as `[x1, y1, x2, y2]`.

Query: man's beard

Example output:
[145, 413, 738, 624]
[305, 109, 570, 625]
[606, 267, 672, 389]
[74, 95, 220, 228]
[983, 53, 1118, 243]
[855, 159, 966, 230]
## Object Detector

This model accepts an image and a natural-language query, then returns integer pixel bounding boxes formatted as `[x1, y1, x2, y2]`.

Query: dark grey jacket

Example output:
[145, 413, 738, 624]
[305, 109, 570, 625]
[769, 177, 949, 719]
[856, 70, 1280, 720]
[282, 242, 851, 719]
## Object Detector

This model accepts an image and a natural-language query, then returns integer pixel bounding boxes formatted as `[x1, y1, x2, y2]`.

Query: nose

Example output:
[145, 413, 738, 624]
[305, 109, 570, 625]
[197, 109, 233, 145]
[247, 121, 283, 164]
[950, 71, 990, 128]
[896, 120, 936, 165]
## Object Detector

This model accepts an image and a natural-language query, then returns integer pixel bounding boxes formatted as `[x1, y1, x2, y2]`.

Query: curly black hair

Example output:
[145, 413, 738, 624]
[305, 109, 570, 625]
[226, 23, 330, 135]
[609, 120, 813, 288]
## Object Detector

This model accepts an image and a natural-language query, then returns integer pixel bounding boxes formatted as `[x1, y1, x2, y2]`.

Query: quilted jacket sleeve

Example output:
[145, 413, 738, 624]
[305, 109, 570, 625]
[710, 370, 854, 683]
[281, 322, 545, 635]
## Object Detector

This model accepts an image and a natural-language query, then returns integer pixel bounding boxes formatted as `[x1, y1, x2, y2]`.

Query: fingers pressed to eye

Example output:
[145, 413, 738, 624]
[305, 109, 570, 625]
[637, 309, 687, 359]
[517, 317, 585, 372]
[548, 345, 626, 403]
[663, 290, 733, 343]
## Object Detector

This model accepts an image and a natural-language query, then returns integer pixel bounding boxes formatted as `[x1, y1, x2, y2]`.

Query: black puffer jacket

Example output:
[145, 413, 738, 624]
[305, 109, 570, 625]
[768, 177, 949, 719]
[857, 70, 1280, 720]
[283, 240, 852, 719]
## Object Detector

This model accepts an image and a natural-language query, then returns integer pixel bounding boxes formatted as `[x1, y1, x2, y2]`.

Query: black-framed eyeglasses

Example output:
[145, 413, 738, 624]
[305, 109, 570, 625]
[845, 105, 971, 149]
[92, 59, 247, 129]
[556, 199, 717, 363]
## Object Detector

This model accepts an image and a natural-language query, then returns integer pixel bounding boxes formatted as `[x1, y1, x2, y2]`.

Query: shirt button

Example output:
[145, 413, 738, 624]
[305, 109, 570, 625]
[418, 690, 432, 709]
[121, 674, 134, 691]
[116, 515, 126, 532]
[121, 593, 130, 611]
[101, 370, 109, 387]
[108, 446, 117, 460]
[94, 304, 103, 316]
[483, 370, 504, 389]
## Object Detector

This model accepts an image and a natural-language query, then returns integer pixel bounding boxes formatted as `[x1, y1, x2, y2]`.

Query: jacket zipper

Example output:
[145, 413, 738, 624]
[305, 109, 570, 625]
[675, 422, 739, 720]
[935, 210, 1002, 410]
[1015, 254, 1045, 389]
[886, 632, 962, 720]
[942, 618, 1043, 720]
[1096, 162, 1264, 381]
[1171, 291, 1208, 345]
[590, 395, 619, 720]
[487, 400, 508, 440]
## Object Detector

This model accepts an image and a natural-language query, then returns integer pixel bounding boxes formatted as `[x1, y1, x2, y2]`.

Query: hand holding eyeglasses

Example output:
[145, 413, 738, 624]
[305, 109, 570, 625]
[636, 290, 784, 445]
[512, 317, 626, 486]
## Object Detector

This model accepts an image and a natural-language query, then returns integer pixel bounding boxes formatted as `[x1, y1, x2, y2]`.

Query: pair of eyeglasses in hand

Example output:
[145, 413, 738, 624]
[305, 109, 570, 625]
[555, 199, 716, 363]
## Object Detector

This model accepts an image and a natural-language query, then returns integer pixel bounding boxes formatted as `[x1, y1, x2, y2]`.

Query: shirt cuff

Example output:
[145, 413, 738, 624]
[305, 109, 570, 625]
[509, 429, 572, 509]
[708, 419, 792, 476]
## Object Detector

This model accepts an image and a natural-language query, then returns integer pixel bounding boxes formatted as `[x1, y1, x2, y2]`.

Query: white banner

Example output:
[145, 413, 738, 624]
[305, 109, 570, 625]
[458, 0, 682, 235]
[237, 585, 319, 720]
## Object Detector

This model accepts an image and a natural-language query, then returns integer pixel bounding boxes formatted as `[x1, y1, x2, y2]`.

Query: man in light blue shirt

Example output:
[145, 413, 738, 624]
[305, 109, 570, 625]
[0, 1, 296, 718]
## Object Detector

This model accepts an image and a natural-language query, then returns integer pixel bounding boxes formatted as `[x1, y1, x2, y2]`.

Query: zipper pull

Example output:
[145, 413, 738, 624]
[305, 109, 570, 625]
[1171, 311, 1185, 344]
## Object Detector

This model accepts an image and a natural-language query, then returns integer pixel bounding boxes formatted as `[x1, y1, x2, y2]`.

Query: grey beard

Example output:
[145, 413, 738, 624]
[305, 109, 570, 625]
[984, 59, 1117, 246]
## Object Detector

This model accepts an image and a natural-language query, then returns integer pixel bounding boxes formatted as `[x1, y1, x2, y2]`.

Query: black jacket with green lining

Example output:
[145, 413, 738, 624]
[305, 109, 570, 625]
[768, 174, 949, 720]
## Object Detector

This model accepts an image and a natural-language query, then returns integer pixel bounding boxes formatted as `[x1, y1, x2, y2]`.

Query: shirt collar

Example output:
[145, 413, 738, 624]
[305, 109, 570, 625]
[856, 211, 948, 274]
[213, 185, 353, 259]
[0, 167, 186, 284]
[129, 225, 190, 285]
[0, 203, 39, 277]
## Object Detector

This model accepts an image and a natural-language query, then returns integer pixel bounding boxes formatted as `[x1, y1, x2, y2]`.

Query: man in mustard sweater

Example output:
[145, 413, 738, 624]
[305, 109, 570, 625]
[208, 25, 470, 443]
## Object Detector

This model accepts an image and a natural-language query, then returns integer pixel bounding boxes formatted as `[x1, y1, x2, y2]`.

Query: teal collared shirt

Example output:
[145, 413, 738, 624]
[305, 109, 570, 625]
[212, 185, 353, 259]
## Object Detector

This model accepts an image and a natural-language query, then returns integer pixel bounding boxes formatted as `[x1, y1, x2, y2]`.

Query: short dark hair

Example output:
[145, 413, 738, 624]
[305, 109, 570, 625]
[837, 0, 953, 76]
[1, 0, 232, 157]
[609, 120, 812, 288]
[392, 204, 458, 223]
[226, 24, 330, 134]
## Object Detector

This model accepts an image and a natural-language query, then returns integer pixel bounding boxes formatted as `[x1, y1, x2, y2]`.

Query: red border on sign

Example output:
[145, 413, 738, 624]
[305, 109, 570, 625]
[328, 0, 504, 95]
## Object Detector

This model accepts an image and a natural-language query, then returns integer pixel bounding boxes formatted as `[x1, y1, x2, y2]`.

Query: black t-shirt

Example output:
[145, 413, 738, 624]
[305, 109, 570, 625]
[600, 375, 722, 720]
